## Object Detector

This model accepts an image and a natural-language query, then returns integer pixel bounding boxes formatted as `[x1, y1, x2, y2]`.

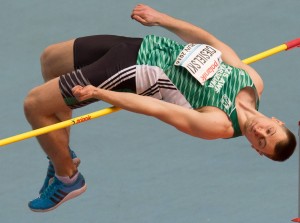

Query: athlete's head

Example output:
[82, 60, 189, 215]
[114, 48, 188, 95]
[243, 116, 296, 162]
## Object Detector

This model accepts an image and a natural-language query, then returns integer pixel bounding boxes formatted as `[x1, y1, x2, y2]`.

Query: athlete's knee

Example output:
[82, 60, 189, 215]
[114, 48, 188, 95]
[23, 87, 43, 120]
[40, 41, 75, 82]
[40, 45, 58, 80]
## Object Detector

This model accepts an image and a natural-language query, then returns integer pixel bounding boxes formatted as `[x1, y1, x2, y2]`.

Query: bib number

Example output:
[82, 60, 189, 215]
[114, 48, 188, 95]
[175, 44, 222, 85]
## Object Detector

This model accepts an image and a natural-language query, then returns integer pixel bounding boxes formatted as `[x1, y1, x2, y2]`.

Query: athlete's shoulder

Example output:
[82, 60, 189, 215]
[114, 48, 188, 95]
[237, 63, 264, 97]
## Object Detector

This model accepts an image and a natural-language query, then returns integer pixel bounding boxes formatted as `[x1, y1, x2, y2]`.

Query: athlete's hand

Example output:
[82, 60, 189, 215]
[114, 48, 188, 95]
[72, 85, 99, 102]
[131, 4, 164, 26]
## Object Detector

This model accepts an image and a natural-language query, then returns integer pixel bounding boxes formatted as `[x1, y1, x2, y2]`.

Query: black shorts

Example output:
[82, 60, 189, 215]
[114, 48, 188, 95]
[58, 35, 143, 109]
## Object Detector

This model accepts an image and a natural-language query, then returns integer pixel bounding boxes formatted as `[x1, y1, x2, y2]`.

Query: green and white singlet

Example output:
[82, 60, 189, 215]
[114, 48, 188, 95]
[136, 35, 260, 137]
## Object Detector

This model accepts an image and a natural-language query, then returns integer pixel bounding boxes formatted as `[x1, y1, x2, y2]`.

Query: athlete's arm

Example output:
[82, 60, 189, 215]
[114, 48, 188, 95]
[131, 4, 264, 96]
[72, 85, 232, 139]
[131, 4, 238, 63]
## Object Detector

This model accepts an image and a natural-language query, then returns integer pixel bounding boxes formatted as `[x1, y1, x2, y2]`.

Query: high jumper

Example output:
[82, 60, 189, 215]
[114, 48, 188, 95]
[22, 4, 296, 212]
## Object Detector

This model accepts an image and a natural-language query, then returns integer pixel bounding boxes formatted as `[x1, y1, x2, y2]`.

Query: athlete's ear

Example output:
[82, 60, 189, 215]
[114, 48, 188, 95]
[271, 117, 285, 126]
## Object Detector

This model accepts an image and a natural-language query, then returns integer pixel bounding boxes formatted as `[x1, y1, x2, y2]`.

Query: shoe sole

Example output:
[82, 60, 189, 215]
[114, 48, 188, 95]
[30, 183, 87, 212]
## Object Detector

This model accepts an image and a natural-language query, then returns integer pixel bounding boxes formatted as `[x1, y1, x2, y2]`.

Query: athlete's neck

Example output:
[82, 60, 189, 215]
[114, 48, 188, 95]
[235, 87, 261, 134]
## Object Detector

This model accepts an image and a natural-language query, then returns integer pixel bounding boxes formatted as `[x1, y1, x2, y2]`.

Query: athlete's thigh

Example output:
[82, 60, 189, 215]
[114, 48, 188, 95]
[74, 35, 142, 69]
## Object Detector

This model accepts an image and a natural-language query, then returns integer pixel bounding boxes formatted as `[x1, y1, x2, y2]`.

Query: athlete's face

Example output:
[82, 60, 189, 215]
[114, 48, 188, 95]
[244, 116, 286, 158]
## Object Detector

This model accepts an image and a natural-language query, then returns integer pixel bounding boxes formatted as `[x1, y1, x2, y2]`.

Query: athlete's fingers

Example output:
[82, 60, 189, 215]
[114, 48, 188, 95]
[131, 15, 148, 25]
[131, 11, 160, 26]
[133, 4, 147, 11]
[72, 85, 83, 95]
[73, 85, 100, 102]
[131, 4, 146, 17]
[72, 85, 81, 94]
[72, 86, 85, 100]
[72, 85, 93, 101]
[131, 6, 146, 20]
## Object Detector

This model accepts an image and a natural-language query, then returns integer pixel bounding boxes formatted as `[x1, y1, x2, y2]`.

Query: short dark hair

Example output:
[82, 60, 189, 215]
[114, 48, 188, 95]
[269, 126, 297, 162]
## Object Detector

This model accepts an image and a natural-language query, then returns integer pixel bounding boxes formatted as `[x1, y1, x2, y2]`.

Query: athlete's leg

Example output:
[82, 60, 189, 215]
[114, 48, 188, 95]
[26, 36, 143, 211]
[39, 40, 76, 137]
[38, 36, 129, 144]
[26, 36, 142, 174]
[25, 79, 86, 212]
[24, 78, 75, 176]
[39, 35, 142, 114]
[40, 35, 142, 81]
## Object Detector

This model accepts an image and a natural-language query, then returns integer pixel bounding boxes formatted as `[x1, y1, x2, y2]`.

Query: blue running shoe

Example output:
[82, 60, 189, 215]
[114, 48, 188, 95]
[39, 149, 81, 194]
[29, 173, 87, 212]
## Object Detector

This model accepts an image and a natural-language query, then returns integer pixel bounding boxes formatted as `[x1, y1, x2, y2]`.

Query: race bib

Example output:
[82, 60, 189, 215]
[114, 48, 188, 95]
[175, 44, 222, 85]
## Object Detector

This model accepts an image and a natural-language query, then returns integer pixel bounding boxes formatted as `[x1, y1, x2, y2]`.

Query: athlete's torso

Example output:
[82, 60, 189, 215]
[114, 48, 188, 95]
[136, 35, 260, 137]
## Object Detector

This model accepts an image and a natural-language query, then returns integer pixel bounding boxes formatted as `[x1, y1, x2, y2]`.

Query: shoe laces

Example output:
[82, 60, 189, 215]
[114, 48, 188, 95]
[40, 178, 61, 199]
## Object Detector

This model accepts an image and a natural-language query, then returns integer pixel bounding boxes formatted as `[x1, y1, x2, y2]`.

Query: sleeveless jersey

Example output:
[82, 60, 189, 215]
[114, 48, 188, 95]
[136, 35, 260, 137]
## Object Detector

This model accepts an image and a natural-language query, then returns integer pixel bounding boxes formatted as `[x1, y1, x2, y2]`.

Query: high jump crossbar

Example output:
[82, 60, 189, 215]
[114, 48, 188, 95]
[0, 38, 299, 147]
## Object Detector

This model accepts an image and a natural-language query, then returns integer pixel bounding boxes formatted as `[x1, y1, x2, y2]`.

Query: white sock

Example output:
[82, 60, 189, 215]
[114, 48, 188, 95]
[55, 172, 79, 185]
